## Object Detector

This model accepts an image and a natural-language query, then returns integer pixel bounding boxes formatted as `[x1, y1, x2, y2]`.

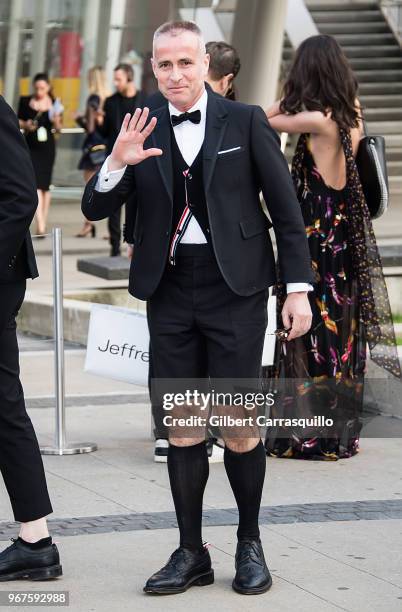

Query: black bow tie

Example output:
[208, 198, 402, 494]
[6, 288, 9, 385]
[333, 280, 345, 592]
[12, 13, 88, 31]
[171, 109, 201, 127]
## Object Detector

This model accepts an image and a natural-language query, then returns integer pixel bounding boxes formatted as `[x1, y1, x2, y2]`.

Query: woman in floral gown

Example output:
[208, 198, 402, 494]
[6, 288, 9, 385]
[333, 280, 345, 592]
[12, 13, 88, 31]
[264, 35, 400, 460]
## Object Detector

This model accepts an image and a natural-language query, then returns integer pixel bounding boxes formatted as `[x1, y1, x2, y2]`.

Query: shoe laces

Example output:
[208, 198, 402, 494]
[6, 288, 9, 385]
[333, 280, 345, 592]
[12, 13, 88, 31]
[168, 547, 187, 569]
[169, 546, 205, 570]
[237, 540, 263, 566]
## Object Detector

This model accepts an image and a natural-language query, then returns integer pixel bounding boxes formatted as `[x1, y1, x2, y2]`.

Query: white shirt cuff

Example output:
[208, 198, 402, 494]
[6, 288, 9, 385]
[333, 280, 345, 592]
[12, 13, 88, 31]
[95, 155, 127, 192]
[286, 283, 313, 293]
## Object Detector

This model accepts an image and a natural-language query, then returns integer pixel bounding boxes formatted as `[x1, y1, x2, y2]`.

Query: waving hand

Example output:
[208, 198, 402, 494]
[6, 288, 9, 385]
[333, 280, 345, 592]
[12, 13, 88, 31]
[108, 107, 162, 171]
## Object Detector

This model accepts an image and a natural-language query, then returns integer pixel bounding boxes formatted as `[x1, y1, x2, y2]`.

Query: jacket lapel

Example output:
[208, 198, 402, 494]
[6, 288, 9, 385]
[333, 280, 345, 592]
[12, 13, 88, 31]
[203, 90, 228, 194]
[151, 104, 173, 204]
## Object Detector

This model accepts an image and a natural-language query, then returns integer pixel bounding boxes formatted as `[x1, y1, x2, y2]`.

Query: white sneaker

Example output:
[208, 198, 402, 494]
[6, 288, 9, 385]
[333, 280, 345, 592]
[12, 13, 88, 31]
[154, 439, 169, 463]
[207, 441, 225, 463]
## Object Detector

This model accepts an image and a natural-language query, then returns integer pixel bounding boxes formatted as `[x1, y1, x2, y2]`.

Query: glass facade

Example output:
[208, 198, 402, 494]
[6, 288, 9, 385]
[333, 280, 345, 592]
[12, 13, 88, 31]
[0, 0, 239, 186]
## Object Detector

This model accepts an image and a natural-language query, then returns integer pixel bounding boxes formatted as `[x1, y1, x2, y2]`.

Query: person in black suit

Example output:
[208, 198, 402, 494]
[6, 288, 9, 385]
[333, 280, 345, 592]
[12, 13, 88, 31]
[82, 21, 313, 596]
[138, 41, 241, 463]
[99, 63, 145, 256]
[0, 96, 62, 581]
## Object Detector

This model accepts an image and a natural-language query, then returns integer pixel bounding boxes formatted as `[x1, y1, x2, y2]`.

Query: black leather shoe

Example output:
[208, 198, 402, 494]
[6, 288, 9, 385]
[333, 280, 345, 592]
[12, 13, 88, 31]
[0, 538, 62, 581]
[232, 538, 272, 595]
[144, 546, 214, 595]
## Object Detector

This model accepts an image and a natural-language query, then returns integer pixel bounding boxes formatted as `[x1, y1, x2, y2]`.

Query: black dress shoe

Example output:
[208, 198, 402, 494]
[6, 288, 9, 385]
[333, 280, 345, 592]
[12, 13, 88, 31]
[0, 538, 62, 581]
[232, 538, 272, 595]
[144, 546, 214, 595]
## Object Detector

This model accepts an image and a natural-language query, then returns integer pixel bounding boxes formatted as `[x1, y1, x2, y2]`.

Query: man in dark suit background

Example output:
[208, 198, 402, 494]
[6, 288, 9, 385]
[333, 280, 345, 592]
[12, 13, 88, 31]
[0, 96, 62, 581]
[100, 63, 145, 256]
[82, 21, 313, 596]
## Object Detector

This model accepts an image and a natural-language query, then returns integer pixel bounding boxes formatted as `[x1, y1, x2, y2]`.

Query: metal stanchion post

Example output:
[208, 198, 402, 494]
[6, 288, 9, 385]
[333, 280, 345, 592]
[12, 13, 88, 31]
[41, 227, 97, 455]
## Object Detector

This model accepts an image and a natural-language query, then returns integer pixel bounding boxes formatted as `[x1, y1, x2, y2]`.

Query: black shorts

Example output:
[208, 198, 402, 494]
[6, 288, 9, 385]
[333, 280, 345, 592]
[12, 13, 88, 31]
[147, 243, 268, 382]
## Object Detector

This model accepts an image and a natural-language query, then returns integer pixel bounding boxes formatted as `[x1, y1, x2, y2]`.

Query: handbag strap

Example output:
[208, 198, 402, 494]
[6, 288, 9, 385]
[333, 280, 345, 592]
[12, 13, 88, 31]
[359, 108, 368, 138]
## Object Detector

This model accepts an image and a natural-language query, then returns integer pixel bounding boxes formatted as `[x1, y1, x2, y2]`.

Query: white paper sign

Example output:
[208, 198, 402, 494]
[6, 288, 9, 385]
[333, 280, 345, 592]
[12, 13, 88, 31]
[262, 291, 277, 367]
[84, 304, 150, 386]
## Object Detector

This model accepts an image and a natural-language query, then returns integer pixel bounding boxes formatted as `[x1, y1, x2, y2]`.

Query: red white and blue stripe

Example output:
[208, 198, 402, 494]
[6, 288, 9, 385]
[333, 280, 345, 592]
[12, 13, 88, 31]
[169, 169, 193, 266]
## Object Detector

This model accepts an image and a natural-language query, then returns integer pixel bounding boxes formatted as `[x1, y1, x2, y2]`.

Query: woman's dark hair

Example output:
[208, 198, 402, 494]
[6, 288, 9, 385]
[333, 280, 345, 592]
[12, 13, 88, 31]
[33, 72, 50, 84]
[32, 72, 54, 99]
[280, 35, 360, 130]
[206, 41, 240, 100]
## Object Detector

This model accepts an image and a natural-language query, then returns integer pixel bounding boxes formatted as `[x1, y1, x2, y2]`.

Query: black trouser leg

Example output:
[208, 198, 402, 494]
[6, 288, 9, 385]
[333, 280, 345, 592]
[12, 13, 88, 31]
[0, 281, 53, 522]
[108, 207, 122, 256]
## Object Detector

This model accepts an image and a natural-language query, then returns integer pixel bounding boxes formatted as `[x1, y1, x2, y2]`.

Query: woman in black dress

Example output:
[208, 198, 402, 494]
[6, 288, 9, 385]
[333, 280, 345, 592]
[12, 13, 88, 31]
[265, 35, 400, 460]
[18, 73, 63, 237]
[74, 66, 109, 237]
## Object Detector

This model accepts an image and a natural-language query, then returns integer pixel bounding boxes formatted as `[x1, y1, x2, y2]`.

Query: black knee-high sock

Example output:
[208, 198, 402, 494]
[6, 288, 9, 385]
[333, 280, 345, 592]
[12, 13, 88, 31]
[167, 440, 209, 551]
[224, 439, 266, 541]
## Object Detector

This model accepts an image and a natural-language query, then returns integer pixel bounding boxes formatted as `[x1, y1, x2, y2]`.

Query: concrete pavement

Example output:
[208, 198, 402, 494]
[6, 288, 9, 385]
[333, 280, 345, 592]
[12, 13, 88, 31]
[1, 396, 402, 611]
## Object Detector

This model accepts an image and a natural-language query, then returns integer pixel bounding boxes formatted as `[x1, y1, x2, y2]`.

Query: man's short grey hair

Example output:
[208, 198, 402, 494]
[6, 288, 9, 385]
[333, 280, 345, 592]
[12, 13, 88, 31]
[153, 20, 206, 55]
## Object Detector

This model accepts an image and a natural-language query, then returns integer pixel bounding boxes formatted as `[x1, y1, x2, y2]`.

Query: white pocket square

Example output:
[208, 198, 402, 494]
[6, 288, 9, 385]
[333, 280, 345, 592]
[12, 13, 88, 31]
[217, 146, 242, 155]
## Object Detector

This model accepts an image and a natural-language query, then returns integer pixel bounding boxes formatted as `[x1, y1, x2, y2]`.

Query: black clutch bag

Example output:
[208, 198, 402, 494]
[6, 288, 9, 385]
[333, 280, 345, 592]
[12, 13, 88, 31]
[355, 126, 389, 219]
[88, 143, 107, 166]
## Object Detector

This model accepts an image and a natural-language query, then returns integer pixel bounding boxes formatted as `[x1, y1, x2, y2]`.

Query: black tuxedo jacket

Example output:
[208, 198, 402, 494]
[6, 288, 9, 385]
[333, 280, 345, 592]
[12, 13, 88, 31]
[0, 96, 38, 283]
[82, 86, 314, 300]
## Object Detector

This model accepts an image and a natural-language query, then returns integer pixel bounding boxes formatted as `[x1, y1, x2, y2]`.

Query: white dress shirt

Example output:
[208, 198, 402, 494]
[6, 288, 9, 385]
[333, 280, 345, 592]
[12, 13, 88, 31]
[94, 88, 312, 293]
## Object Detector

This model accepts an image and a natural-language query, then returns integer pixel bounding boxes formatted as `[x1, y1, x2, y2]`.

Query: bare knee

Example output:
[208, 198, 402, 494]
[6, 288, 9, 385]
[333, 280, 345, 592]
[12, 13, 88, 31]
[169, 436, 205, 448]
[224, 437, 260, 454]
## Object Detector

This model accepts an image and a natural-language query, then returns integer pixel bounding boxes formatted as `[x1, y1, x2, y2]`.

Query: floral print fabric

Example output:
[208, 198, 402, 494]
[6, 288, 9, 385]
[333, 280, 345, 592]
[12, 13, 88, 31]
[266, 130, 400, 460]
